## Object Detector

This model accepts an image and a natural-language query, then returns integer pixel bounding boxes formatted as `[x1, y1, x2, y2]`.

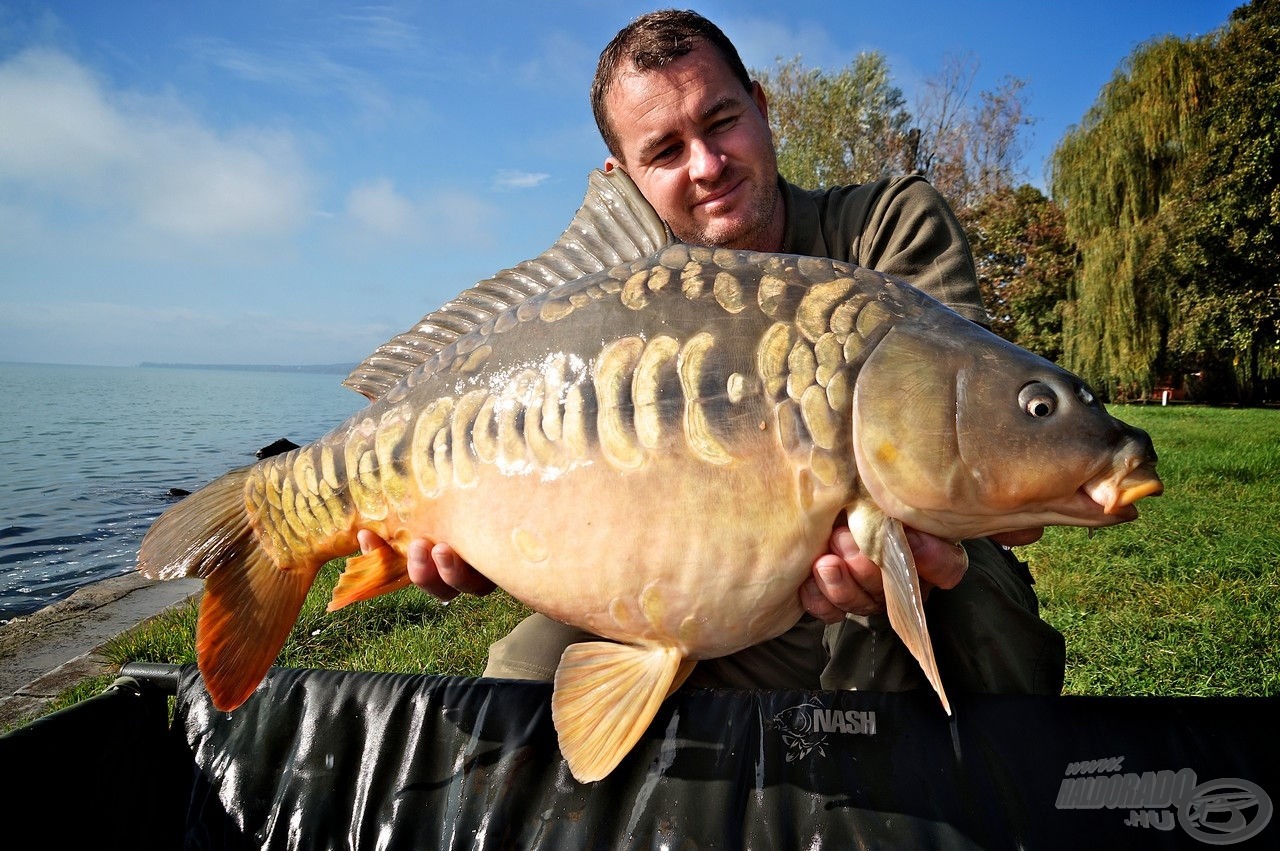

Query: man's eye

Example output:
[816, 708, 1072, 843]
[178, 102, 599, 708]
[711, 116, 737, 133]
[652, 145, 680, 163]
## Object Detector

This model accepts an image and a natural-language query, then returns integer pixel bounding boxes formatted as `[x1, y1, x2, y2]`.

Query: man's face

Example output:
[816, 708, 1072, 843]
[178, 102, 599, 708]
[603, 44, 783, 252]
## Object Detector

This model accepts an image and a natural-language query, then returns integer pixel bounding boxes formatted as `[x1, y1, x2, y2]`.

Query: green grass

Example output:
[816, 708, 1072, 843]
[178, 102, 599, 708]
[105, 560, 532, 676]
[1030, 405, 1279, 697]
[24, 405, 1280, 726]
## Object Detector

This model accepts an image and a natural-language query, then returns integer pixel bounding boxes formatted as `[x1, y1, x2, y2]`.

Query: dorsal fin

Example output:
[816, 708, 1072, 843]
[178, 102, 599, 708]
[343, 168, 672, 400]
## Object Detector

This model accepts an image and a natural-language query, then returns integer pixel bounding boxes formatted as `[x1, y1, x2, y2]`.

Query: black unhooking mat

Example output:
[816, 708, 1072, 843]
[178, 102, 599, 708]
[2, 664, 1275, 849]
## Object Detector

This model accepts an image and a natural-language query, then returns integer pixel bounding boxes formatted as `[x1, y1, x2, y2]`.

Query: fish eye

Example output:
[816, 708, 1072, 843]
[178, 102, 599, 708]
[1018, 382, 1058, 418]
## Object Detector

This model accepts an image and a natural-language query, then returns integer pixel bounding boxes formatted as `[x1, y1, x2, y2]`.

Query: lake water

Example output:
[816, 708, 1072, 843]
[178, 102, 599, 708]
[0, 362, 364, 622]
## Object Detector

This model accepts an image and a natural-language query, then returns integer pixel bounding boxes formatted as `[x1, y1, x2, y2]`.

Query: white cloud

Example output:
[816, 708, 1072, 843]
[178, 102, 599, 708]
[185, 36, 393, 120]
[717, 16, 843, 72]
[342, 179, 498, 249]
[0, 48, 314, 247]
[493, 169, 550, 190]
[427, 189, 499, 249]
[345, 178, 418, 240]
[334, 8, 424, 55]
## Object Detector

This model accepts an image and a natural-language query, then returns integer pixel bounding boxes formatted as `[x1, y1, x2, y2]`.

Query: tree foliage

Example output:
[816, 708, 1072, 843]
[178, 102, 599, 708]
[1050, 36, 1209, 399]
[1161, 0, 1280, 402]
[1051, 0, 1280, 403]
[756, 54, 912, 188]
[755, 52, 1029, 208]
[912, 55, 1031, 209]
[960, 185, 1071, 361]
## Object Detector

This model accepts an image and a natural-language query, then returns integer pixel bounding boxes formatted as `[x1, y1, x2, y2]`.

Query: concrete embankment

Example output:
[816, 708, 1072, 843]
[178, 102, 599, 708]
[0, 573, 201, 729]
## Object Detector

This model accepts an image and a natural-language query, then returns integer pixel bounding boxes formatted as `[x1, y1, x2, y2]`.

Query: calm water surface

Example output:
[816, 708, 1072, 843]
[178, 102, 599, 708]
[0, 363, 363, 621]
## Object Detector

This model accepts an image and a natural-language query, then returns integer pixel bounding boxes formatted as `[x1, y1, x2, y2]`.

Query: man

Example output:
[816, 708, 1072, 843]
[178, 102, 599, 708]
[363, 9, 1063, 694]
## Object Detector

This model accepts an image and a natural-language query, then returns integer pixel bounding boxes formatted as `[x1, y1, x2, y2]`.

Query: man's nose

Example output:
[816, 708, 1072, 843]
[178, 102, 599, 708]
[687, 138, 725, 182]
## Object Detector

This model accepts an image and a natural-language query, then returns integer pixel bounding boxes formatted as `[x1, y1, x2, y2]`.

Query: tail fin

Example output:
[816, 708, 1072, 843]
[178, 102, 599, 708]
[138, 467, 322, 711]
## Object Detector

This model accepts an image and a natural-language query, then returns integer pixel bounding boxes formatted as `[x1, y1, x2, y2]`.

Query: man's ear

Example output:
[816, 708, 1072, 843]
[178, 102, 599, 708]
[751, 80, 769, 122]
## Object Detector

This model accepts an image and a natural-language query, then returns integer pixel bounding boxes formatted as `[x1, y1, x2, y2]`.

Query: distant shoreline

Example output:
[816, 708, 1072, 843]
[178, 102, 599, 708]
[138, 362, 356, 375]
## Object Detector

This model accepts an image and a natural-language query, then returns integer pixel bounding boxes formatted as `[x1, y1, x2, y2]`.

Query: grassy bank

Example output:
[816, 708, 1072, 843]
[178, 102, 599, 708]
[38, 405, 1280, 719]
[1031, 405, 1279, 697]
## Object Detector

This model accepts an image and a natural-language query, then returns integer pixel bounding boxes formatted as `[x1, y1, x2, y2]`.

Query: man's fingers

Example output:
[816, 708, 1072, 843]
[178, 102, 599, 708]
[406, 538, 459, 601]
[356, 528, 385, 556]
[432, 543, 496, 597]
[357, 532, 495, 601]
[904, 529, 968, 590]
[807, 552, 885, 620]
[800, 572, 845, 623]
[992, 527, 1044, 547]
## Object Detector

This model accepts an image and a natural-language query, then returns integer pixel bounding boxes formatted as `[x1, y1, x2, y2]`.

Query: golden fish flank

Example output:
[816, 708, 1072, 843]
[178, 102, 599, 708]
[137, 231, 1162, 785]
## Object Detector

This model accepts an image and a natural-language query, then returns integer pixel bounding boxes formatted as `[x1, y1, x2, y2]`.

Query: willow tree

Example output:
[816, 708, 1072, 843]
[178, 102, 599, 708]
[1050, 37, 1210, 398]
[1161, 0, 1280, 403]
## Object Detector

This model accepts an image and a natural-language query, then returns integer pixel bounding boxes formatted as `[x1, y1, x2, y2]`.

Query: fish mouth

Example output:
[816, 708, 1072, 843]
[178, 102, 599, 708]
[1081, 463, 1164, 519]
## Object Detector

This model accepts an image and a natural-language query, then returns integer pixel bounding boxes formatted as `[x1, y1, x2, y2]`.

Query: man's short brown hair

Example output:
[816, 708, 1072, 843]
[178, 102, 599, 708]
[590, 9, 753, 160]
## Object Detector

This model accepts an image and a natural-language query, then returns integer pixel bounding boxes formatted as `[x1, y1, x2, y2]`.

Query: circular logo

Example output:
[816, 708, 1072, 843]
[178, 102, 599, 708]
[1178, 778, 1273, 845]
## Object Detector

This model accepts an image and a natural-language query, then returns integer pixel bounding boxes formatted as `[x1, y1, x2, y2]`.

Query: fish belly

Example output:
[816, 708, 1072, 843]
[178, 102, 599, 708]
[417, 448, 843, 660]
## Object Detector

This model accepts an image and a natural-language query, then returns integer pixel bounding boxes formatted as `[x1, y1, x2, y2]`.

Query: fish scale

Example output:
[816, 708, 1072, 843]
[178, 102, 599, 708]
[138, 171, 1162, 784]
[343, 249, 878, 509]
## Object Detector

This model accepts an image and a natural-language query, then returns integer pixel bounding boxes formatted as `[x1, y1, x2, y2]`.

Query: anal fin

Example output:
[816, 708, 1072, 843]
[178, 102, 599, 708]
[328, 539, 411, 612]
[552, 641, 686, 782]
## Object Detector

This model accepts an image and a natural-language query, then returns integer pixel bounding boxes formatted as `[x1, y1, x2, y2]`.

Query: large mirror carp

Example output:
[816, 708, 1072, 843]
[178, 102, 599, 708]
[138, 171, 1162, 783]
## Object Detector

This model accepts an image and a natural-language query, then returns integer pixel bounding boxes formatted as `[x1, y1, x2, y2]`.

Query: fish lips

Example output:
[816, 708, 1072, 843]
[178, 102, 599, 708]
[1083, 462, 1164, 518]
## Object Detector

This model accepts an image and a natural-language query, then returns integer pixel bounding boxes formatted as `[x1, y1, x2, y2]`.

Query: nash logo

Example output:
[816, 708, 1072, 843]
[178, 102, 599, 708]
[1056, 756, 1272, 845]
[768, 698, 877, 763]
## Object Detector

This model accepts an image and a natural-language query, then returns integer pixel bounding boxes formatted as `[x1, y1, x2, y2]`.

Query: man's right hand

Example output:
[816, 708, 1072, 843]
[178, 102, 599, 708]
[799, 523, 1044, 623]
[408, 539, 497, 601]
[356, 530, 495, 602]
[799, 523, 971, 623]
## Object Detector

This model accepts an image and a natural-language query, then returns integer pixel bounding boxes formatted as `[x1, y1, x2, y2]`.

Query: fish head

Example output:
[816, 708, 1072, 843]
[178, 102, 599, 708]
[850, 315, 1163, 540]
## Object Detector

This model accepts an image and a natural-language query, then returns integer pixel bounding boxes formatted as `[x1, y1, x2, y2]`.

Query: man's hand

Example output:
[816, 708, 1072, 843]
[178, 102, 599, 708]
[356, 530, 495, 602]
[799, 522, 1044, 624]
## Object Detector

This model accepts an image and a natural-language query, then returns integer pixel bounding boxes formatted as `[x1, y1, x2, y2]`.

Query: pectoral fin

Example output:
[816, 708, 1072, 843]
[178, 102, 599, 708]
[327, 540, 412, 612]
[552, 641, 692, 782]
[849, 503, 952, 715]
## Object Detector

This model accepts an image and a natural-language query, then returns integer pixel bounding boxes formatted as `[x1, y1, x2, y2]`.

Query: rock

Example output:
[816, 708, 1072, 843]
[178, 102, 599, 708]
[256, 438, 300, 459]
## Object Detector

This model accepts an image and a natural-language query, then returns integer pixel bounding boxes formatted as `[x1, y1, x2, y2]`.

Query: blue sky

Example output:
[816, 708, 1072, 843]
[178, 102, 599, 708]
[0, 1, 1237, 368]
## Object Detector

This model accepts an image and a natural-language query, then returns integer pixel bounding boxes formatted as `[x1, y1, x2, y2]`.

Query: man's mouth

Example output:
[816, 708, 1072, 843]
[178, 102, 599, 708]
[693, 177, 744, 212]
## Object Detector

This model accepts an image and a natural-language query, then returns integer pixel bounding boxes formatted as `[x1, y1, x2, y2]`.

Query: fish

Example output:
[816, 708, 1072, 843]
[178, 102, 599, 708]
[137, 169, 1163, 783]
